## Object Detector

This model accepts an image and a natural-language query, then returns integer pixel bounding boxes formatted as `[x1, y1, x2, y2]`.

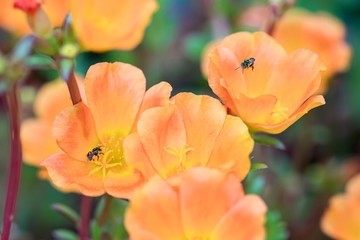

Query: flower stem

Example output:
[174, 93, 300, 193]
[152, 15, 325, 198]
[78, 196, 91, 240]
[66, 71, 82, 105]
[97, 195, 113, 227]
[1, 85, 22, 240]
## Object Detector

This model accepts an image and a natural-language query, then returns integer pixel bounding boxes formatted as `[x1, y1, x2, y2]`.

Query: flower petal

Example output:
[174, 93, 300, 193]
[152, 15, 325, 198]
[132, 81, 172, 132]
[125, 176, 185, 240]
[53, 102, 100, 161]
[250, 95, 325, 134]
[123, 133, 157, 179]
[208, 115, 253, 180]
[221, 32, 287, 97]
[211, 195, 267, 240]
[104, 167, 145, 199]
[21, 119, 60, 166]
[85, 62, 146, 138]
[173, 93, 227, 166]
[41, 152, 105, 196]
[137, 105, 187, 178]
[231, 92, 278, 124]
[265, 49, 326, 114]
[68, 0, 158, 52]
[180, 168, 244, 238]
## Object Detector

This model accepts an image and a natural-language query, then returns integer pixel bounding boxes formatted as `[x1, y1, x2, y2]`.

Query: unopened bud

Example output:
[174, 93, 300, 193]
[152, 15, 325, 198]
[14, 0, 52, 37]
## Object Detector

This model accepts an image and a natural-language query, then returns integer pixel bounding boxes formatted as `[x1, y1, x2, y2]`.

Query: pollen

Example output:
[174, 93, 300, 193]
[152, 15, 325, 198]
[88, 135, 125, 181]
[164, 144, 194, 172]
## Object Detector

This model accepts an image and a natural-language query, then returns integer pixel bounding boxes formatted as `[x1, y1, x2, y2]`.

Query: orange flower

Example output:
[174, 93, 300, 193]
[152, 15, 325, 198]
[321, 174, 360, 240]
[125, 167, 267, 240]
[67, 0, 158, 52]
[208, 32, 326, 134]
[272, 8, 352, 94]
[21, 78, 84, 192]
[41, 62, 172, 198]
[0, 0, 67, 35]
[125, 92, 254, 182]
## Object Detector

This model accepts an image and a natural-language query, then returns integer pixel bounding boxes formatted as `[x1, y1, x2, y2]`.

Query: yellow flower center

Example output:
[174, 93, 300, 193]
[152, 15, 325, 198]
[87, 135, 125, 181]
[268, 101, 289, 124]
[188, 236, 210, 240]
[164, 144, 194, 174]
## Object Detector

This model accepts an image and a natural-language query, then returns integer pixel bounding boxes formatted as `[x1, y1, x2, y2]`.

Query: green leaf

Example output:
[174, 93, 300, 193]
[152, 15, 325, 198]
[90, 220, 102, 240]
[253, 134, 286, 150]
[250, 163, 268, 171]
[53, 229, 78, 240]
[25, 54, 56, 69]
[245, 175, 266, 195]
[51, 203, 79, 224]
[265, 210, 289, 240]
[12, 35, 36, 62]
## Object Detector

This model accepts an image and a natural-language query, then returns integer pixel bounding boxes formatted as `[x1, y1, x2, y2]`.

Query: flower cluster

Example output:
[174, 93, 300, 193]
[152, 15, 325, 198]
[1, 0, 354, 239]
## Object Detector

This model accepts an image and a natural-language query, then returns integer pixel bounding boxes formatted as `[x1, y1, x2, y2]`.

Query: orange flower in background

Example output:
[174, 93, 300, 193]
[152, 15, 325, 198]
[68, 0, 158, 52]
[208, 32, 326, 134]
[42, 62, 172, 198]
[272, 8, 352, 94]
[21, 79, 84, 192]
[321, 174, 360, 240]
[0, 0, 67, 35]
[126, 92, 254, 182]
[125, 167, 267, 240]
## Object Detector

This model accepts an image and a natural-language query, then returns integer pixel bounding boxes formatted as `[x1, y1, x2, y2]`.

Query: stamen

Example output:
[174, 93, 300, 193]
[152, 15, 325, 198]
[164, 144, 194, 171]
[86, 135, 125, 181]
[269, 102, 289, 124]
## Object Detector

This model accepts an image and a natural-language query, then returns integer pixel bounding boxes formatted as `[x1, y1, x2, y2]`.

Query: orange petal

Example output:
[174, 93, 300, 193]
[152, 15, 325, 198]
[180, 167, 244, 238]
[85, 62, 145, 138]
[251, 95, 325, 134]
[133, 81, 172, 132]
[211, 195, 267, 240]
[265, 49, 326, 114]
[321, 194, 360, 239]
[210, 46, 246, 98]
[104, 167, 145, 199]
[125, 176, 186, 240]
[231, 92, 278, 124]
[173, 93, 227, 166]
[53, 102, 100, 161]
[41, 152, 105, 196]
[137, 105, 187, 178]
[208, 115, 253, 180]
[37, 168, 80, 193]
[21, 119, 60, 166]
[346, 174, 360, 198]
[68, 0, 158, 52]
[221, 32, 287, 97]
[208, 56, 237, 112]
[123, 133, 157, 179]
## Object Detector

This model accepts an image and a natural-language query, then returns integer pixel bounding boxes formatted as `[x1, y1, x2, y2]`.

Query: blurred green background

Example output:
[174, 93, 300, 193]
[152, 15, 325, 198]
[1, 0, 360, 239]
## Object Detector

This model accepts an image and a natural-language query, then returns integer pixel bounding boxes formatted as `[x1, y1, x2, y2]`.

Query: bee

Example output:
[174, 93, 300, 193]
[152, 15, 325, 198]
[87, 146, 103, 161]
[236, 58, 255, 73]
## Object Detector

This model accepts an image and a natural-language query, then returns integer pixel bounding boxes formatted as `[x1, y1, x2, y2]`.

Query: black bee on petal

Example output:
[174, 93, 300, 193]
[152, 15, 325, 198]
[236, 58, 255, 73]
[87, 147, 104, 161]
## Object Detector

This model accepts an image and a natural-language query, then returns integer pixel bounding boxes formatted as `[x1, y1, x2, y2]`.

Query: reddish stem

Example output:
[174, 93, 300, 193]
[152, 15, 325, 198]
[1, 85, 22, 240]
[78, 196, 91, 240]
